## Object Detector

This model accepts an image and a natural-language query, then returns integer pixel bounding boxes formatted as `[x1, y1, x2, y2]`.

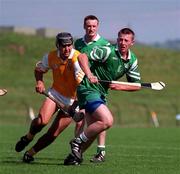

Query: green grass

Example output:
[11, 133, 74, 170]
[0, 33, 180, 174]
[0, 124, 180, 174]
[1, 31, 180, 174]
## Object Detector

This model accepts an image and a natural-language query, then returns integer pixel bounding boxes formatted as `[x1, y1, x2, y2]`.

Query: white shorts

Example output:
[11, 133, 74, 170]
[47, 88, 75, 107]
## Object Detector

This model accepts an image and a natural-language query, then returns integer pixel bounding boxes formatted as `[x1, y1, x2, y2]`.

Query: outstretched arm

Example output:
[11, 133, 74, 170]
[109, 83, 141, 91]
[99, 80, 165, 91]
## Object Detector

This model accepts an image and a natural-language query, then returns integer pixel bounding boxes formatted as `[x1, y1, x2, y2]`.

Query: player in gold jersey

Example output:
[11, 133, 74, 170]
[15, 32, 85, 163]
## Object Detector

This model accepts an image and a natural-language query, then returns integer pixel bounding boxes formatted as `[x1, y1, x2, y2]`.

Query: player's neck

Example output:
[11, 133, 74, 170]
[85, 34, 96, 43]
[60, 53, 68, 61]
[121, 51, 128, 60]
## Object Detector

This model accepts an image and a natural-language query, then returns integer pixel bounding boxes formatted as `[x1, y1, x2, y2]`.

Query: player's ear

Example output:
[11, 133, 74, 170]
[117, 37, 119, 43]
[131, 39, 135, 46]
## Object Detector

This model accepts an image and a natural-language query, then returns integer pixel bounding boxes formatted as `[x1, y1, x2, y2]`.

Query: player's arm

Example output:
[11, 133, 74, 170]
[109, 83, 141, 91]
[78, 53, 98, 83]
[79, 46, 112, 83]
[34, 54, 49, 93]
[73, 55, 85, 84]
[110, 57, 141, 91]
[126, 59, 141, 83]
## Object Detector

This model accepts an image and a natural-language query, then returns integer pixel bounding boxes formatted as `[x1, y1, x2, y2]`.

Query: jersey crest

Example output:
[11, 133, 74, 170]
[90, 46, 111, 62]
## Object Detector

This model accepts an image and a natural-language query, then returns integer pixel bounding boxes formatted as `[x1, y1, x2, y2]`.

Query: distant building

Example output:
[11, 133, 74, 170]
[13, 26, 36, 35]
[0, 26, 63, 38]
[0, 26, 14, 32]
[36, 28, 62, 38]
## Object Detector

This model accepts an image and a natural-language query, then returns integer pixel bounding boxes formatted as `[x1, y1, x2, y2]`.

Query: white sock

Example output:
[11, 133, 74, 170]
[79, 132, 88, 142]
[98, 145, 105, 148]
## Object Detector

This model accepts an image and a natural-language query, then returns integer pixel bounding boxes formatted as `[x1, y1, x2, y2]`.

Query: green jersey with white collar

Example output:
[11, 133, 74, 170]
[74, 34, 110, 54]
[77, 44, 141, 107]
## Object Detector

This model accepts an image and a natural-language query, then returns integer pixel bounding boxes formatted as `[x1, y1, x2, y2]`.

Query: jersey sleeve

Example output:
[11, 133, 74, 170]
[71, 50, 85, 84]
[35, 54, 50, 72]
[74, 61, 85, 84]
[89, 46, 111, 62]
[126, 59, 141, 82]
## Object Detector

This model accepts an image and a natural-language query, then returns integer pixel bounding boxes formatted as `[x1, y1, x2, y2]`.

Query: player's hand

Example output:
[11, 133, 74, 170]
[35, 81, 45, 93]
[87, 75, 98, 84]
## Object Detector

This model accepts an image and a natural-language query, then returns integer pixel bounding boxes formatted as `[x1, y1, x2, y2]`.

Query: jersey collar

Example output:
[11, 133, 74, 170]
[115, 45, 131, 61]
[83, 34, 101, 45]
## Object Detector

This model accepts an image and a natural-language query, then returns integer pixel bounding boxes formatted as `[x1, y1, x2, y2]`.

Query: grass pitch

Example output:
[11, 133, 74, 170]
[0, 32, 180, 173]
[0, 124, 180, 174]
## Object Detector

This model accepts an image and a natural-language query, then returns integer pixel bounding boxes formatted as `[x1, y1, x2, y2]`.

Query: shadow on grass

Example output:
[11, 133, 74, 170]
[0, 156, 66, 166]
[1, 156, 90, 166]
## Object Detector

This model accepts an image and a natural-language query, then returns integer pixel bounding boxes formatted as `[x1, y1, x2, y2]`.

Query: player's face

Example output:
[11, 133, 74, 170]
[84, 19, 99, 38]
[59, 44, 73, 60]
[117, 34, 134, 54]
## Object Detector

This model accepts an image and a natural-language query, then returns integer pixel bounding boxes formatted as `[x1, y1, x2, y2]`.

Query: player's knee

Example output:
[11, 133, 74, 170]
[103, 117, 114, 130]
[108, 116, 114, 127]
[104, 121, 113, 130]
[38, 114, 49, 125]
[30, 117, 45, 135]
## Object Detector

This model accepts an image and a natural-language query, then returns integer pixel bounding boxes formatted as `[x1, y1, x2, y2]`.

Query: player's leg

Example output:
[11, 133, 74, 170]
[64, 103, 113, 165]
[15, 97, 56, 152]
[23, 111, 72, 163]
[80, 105, 113, 153]
[74, 118, 85, 137]
[90, 131, 106, 163]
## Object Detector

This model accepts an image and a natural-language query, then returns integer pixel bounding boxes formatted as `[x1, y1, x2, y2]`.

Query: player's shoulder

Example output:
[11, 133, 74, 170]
[98, 36, 108, 41]
[47, 49, 58, 59]
[74, 38, 83, 45]
[71, 49, 81, 63]
[74, 38, 85, 50]
[129, 50, 138, 61]
[72, 47, 80, 53]
[75, 37, 82, 42]
[48, 49, 56, 54]
[128, 50, 139, 66]
[98, 36, 111, 46]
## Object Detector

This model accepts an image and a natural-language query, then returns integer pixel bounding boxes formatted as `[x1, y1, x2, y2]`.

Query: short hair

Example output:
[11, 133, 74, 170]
[118, 28, 135, 40]
[84, 15, 99, 26]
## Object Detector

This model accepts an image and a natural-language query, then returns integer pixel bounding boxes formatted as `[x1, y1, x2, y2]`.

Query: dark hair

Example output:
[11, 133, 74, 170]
[84, 15, 99, 26]
[118, 28, 135, 40]
[56, 32, 73, 48]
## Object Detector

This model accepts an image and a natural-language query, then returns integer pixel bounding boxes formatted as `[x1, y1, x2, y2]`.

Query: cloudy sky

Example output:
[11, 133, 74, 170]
[0, 0, 180, 44]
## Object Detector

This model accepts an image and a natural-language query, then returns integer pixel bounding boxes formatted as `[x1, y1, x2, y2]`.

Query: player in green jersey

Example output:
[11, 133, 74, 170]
[64, 28, 141, 165]
[75, 15, 110, 54]
[74, 15, 110, 163]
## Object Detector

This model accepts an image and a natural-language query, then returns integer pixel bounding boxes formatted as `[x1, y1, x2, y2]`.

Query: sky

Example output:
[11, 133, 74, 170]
[0, 0, 180, 44]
